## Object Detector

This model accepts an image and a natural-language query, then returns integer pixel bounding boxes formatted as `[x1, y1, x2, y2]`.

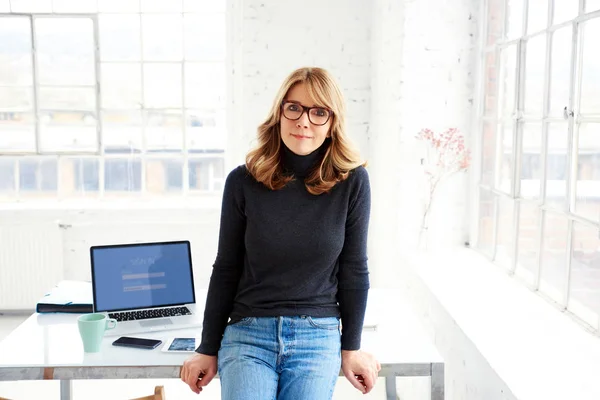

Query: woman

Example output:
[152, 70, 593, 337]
[181, 67, 380, 399]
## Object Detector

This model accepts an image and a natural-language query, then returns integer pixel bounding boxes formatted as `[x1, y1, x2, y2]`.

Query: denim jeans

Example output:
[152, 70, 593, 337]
[218, 316, 342, 400]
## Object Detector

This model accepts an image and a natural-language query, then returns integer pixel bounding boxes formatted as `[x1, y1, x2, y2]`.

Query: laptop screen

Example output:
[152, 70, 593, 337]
[91, 241, 195, 312]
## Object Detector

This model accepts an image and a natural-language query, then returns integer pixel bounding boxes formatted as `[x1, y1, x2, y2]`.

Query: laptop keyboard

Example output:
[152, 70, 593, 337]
[108, 306, 191, 322]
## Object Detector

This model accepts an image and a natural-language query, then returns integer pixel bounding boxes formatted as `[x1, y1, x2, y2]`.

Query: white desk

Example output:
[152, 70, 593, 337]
[0, 289, 444, 400]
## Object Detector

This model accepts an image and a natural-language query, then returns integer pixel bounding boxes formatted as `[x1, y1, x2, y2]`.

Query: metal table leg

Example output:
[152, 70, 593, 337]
[60, 380, 72, 400]
[431, 363, 444, 400]
[385, 375, 397, 400]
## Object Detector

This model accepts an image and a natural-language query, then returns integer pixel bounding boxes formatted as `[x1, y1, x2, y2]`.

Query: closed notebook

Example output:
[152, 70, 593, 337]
[36, 280, 93, 313]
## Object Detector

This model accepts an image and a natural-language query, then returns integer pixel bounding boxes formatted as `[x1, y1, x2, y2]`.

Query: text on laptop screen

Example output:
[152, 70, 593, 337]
[92, 242, 194, 312]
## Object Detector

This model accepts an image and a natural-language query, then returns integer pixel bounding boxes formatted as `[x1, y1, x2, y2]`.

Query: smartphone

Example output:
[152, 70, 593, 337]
[112, 336, 162, 350]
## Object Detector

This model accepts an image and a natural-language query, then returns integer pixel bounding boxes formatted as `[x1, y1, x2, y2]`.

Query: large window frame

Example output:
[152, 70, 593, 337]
[0, 0, 227, 200]
[475, 0, 600, 334]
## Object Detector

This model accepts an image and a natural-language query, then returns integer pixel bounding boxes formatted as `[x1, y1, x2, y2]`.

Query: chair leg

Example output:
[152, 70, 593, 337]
[129, 386, 165, 400]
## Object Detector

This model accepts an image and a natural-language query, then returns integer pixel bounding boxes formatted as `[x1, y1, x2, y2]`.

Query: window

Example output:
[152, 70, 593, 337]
[0, 0, 226, 200]
[18, 158, 58, 192]
[477, 0, 600, 332]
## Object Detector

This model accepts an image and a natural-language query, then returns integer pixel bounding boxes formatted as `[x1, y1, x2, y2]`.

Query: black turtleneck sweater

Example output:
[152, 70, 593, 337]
[196, 142, 371, 355]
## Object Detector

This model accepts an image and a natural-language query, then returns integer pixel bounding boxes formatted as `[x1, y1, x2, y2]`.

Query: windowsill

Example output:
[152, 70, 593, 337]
[403, 247, 600, 400]
[0, 195, 222, 211]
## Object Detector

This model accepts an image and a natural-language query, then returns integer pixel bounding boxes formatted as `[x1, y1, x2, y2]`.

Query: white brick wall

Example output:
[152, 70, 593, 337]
[395, 0, 480, 250]
[228, 0, 373, 167]
[367, 0, 404, 286]
[366, 0, 479, 286]
[227, 0, 479, 262]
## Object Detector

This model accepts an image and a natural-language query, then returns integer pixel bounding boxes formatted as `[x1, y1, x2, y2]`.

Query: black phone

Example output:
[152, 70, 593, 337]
[112, 336, 162, 350]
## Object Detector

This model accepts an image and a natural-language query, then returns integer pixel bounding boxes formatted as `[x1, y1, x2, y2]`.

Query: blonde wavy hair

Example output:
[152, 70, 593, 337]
[245, 67, 365, 195]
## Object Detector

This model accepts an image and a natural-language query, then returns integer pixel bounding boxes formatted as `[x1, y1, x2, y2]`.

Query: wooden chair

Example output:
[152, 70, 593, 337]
[1, 386, 165, 400]
[130, 385, 166, 400]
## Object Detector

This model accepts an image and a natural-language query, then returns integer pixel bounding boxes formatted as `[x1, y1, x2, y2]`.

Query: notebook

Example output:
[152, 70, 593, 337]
[36, 280, 93, 314]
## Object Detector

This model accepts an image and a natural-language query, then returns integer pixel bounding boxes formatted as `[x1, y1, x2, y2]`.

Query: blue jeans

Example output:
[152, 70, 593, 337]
[218, 316, 342, 400]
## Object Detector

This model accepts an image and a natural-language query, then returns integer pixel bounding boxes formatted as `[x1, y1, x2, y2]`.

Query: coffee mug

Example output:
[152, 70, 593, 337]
[77, 313, 117, 353]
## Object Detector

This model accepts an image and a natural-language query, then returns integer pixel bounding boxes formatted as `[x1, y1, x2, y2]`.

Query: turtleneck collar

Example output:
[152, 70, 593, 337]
[281, 139, 329, 179]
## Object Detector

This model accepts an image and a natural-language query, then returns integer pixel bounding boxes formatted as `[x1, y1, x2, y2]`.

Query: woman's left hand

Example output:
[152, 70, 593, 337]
[341, 349, 381, 394]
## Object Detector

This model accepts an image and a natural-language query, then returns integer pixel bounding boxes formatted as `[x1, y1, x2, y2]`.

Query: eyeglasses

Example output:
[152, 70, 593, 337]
[281, 101, 332, 126]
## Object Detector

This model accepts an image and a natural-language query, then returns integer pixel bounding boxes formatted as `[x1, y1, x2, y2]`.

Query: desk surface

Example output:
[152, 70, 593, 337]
[0, 288, 442, 380]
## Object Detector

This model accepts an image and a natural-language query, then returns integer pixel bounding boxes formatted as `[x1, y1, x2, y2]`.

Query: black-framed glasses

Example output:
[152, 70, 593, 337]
[281, 101, 332, 126]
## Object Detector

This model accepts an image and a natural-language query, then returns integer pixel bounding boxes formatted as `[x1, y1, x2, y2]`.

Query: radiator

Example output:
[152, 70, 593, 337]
[0, 223, 64, 310]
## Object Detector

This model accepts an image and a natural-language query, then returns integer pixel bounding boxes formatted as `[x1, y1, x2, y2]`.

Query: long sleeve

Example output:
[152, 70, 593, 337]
[196, 166, 246, 355]
[337, 167, 371, 350]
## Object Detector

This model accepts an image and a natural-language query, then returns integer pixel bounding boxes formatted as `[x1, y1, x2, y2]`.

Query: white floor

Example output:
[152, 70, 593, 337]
[0, 314, 429, 400]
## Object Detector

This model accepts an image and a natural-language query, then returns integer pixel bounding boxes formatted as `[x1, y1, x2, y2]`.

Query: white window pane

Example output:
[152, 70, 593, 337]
[539, 212, 568, 304]
[523, 34, 546, 117]
[527, 0, 548, 33]
[146, 158, 183, 194]
[0, 112, 35, 152]
[38, 88, 97, 152]
[580, 19, 600, 116]
[0, 0, 10, 12]
[495, 123, 513, 193]
[102, 111, 142, 152]
[570, 221, 600, 328]
[52, 0, 97, 13]
[481, 121, 496, 185]
[10, 0, 51, 12]
[185, 62, 225, 108]
[104, 157, 141, 193]
[59, 157, 99, 196]
[35, 18, 95, 86]
[477, 189, 495, 255]
[144, 110, 183, 151]
[39, 87, 95, 111]
[506, 0, 524, 39]
[39, 112, 98, 152]
[498, 45, 517, 118]
[574, 123, 600, 222]
[0, 17, 33, 86]
[0, 87, 33, 110]
[553, 0, 578, 24]
[186, 108, 226, 152]
[184, 14, 226, 60]
[520, 123, 542, 199]
[483, 51, 498, 116]
[101, 63, 142, 109]
[99, 15, 141, 62]
[142, 15, 183, 61]
[0, 88, 35, 151]
[19, 158, 57, 192]
[98, 0, 139, 12]
[546, 123, 568, 209]
[586, 0, 600, 12]
[184, 0, 225, 13]
[495, 196, 515, 269]
[515, 201, 539, 285]
[143, 64, 182, 108]
[141, 0, 182, 13]
[188, 156, 225, 192]
[0, 158, 16, 196]
[548, 27, 572, 118]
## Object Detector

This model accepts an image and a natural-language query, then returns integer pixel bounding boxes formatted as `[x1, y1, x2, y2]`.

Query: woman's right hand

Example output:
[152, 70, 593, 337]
[181, 353, 218, 394]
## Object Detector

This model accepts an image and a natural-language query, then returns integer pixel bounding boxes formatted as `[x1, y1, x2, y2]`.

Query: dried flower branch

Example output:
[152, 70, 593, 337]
[416, 127, 471, 248]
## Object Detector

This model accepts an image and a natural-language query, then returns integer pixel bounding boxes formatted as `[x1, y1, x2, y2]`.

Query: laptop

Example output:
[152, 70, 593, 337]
[90, 240, 204, 337]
